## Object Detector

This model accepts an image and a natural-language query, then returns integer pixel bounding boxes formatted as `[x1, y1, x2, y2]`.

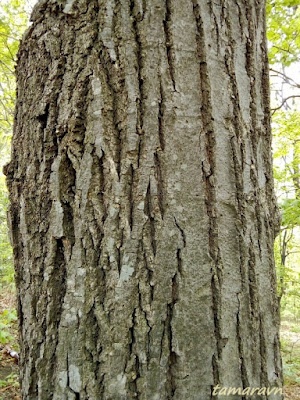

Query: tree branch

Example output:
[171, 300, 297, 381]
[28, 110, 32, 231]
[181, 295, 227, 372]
[270, 68, 300, 89]
[271, 95, 300, 114]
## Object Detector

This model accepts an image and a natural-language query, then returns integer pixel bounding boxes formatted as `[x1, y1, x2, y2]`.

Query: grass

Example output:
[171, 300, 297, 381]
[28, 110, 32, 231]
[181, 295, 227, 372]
[0, 285, 19, 399]
[281, 319, 300, 400]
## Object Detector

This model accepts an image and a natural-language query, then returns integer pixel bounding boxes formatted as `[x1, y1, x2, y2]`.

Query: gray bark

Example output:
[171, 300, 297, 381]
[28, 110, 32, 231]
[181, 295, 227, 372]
[5, 0, 283, 399]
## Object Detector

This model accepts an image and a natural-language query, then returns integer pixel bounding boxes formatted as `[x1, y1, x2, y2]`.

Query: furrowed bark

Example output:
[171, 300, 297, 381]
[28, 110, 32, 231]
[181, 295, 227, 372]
[5, 0, 282, 399]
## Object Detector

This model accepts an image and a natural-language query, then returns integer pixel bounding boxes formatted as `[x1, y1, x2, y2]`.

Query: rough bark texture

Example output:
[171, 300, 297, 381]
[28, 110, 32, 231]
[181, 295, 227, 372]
[5, 0, 283, 399]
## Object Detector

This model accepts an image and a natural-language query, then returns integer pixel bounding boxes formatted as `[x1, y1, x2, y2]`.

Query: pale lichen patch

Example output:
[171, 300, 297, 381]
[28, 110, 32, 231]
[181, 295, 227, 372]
[63, 0, 75, 14]
[118, 264, 134, 283]
[68, 364, 81, 393]
[58, 371, 68, 389]
[50, 200, 64, 238]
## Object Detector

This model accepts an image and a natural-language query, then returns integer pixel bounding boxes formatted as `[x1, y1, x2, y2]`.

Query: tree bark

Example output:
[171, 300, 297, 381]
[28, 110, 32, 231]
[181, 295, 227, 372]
[5, 0, 283, 399]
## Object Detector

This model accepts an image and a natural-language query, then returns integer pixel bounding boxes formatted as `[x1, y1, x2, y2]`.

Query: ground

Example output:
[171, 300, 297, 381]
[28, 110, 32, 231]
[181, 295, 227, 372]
[0, 289, 19, 400]
[281, 320, 300, 399]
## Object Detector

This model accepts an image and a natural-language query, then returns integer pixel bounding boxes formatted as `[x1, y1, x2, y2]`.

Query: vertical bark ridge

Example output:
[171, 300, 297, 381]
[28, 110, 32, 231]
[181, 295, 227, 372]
[220, 6, 266, 392]
[192, 1, 282, 398]
[222, 20, 247, 231]
[236, 297, 248, 400]
[191, 1, 222, 392]
[244, 2, 266, 261]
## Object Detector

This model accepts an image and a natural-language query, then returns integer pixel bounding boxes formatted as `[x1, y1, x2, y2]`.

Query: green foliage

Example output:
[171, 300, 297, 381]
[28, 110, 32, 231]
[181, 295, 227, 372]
[0, 175, 13, 286]
[273, 111, 300, 199]
[272, 109, 300, 318]
[274, 228, 300, 317]
[268, 3, 300, 391]
[0, 0, 29, 156]
[0, 373, 19, 400]
[0, 0, 28, 165]
[0, 373, 19, 388]
[0, 1, 29, 288]
[281, 331, 300, 385]
[0, 309, 17, 345]
[272, 109, 300, 322]
[267, 0, 300, 66]
[281, 199, 300, 226]
[282, 359, 300, 385]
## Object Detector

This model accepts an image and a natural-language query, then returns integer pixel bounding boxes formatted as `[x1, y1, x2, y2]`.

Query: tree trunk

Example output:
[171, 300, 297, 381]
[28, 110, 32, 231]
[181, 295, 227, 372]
[5, 0, 283, 399]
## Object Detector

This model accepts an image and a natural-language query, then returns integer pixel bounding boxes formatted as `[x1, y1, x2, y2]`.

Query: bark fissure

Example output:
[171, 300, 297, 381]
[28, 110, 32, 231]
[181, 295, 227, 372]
[143, 245, 154, 303]
[259, 314, 269, 392]
[153, 151, 165, 220]
[144, 180, 157, 256]
[211, 273, 222, 360]
[236, 295, 248, 400]
[163, 0, 176, 91]
[166, 302, 177, 398]
[98, 42, 123, 178]
[245, 3, 259, 162]
[211, 354, 220, 399]
[224, 38, 247, 230]
[158, 79, 166, 151]
[173, 216, 186, 248]
[130, 0, 144, 135]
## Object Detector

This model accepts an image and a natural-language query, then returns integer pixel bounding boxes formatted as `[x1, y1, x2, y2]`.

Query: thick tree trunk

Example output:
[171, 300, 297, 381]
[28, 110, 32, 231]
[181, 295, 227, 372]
[5, 0, 282, 399]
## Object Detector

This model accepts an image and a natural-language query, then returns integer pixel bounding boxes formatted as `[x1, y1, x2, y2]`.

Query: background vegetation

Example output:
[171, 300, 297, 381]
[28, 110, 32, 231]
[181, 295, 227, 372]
[0, 0, 299, 398]
[267, 2, 300, 397]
